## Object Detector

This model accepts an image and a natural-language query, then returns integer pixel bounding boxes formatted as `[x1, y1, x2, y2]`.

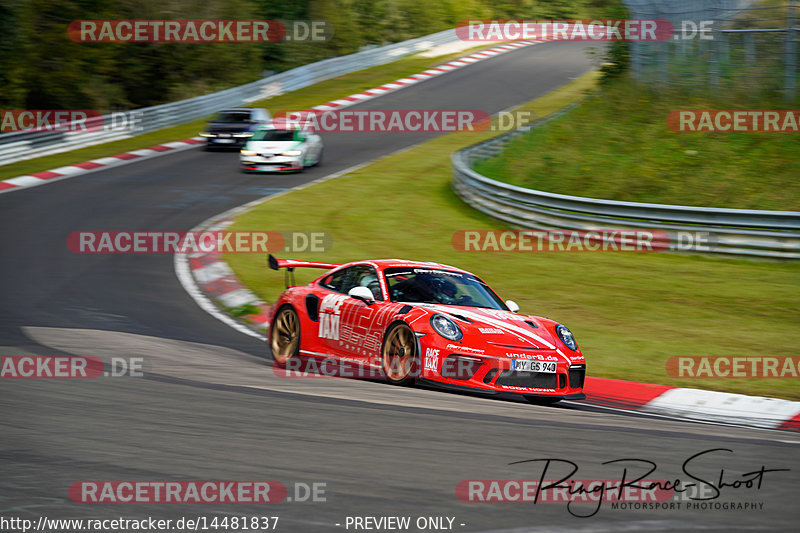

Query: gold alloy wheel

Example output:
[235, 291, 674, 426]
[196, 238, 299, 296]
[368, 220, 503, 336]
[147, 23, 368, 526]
[382, 324, 417, 384]
[271, 307, 300, 365]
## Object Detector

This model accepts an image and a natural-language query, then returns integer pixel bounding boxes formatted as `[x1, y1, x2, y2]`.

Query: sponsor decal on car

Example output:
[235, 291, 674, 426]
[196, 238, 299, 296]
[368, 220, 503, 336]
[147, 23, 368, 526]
[445, 343, 485, 354]
[319, 294, 347, 341]
[424, 348, 441, 372]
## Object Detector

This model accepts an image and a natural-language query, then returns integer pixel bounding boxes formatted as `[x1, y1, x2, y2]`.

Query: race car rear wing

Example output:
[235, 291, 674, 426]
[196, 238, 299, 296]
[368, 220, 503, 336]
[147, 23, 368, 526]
[268, 254, 340, 287]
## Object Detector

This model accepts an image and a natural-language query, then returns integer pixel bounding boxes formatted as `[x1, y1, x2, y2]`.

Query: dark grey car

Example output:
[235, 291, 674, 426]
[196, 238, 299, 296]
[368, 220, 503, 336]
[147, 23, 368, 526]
[200, 108, 272, 150]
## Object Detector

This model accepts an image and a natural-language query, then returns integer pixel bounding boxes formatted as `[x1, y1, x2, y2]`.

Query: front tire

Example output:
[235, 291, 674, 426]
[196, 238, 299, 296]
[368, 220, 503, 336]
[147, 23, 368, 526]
[381, 322, 418, 385]
[271, 306, 300, 366]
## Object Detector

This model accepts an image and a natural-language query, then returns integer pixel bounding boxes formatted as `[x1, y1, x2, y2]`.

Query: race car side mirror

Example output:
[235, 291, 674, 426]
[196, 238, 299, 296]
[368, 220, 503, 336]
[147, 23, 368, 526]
[348, 286, 375, 305]
[506, 300, 520, 313]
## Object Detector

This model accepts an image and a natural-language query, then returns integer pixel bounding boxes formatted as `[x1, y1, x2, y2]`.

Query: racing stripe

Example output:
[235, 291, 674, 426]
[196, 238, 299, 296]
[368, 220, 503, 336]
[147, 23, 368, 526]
[420, 304, 558, 351]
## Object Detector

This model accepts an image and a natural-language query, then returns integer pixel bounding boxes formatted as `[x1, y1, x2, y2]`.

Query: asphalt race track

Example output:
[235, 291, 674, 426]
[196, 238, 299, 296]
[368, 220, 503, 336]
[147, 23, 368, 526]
[1, 42, 798, 532]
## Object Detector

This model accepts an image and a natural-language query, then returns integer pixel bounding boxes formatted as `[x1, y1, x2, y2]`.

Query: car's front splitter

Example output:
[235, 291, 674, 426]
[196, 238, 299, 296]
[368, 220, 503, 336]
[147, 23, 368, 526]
[417, 378, 585, 401]
[242, 167, 300, 173]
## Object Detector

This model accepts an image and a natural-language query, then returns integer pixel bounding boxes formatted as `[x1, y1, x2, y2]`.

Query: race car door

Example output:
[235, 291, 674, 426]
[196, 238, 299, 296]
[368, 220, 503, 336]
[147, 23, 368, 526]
[317, 264, 393, 367]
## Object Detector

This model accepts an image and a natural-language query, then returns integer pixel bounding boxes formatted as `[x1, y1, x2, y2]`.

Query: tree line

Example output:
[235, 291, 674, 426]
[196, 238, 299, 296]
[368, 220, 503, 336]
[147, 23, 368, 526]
[0, 0, 622, 111]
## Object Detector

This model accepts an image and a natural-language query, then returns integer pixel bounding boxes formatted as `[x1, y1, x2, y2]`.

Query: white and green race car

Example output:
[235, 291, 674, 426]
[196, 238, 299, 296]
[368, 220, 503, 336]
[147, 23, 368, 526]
[239, 126, 323, 172]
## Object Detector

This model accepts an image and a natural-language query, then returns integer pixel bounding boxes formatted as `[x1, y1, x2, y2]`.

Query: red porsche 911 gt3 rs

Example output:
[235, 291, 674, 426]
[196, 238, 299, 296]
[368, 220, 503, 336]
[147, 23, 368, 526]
[266, 255, 586, 404]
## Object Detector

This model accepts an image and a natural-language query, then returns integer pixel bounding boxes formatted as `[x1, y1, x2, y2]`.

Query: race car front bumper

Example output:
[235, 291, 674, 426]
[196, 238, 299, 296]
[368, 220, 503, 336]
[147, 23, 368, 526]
[423, 349, 586, 399]
[241, 156, 303, 172]
[241, 155, 303, 172]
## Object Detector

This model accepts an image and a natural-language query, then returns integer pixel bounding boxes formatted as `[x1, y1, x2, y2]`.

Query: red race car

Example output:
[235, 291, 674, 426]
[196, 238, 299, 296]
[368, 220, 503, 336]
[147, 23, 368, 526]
[267, 256, 586, 404]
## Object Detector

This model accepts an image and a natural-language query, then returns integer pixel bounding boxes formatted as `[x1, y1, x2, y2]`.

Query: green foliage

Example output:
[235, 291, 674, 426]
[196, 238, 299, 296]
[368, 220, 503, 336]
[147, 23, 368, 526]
[1, 0, 623, 109]
[473, 78, 800, 210]
[226, 303, 261, 317]
[595, 1, 630, 82]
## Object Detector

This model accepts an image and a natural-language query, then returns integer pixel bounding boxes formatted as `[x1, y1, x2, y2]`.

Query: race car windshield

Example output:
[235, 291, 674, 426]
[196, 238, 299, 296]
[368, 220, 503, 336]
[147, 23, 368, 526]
[384, 267, 507, 310]
[251, 129, 296, 142]
[213, 111, 251, 123]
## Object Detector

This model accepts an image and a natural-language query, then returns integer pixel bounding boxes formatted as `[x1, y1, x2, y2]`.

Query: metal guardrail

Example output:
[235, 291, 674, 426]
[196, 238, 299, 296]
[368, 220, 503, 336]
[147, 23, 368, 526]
[451, 111, 800, 259]
[0, 29, 460, 167]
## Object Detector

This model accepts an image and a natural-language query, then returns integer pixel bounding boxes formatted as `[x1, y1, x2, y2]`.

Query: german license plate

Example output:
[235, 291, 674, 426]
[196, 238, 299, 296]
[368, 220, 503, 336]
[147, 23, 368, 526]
[511, 359, 557, 373]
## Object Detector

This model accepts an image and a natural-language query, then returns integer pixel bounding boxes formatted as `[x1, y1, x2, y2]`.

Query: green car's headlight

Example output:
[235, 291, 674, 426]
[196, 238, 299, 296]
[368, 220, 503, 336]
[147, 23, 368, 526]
[281, 150, 302, 156]
[240, 150, 257, 156]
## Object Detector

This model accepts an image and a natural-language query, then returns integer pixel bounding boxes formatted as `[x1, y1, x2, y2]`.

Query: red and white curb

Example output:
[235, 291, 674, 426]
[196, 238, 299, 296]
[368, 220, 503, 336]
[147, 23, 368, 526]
[582, 376, 800, 432]
[0, 40, 544, 196]
[175, 213, 272, 341]
[182, 215, 273, 337]
[0, 138, 205, 195]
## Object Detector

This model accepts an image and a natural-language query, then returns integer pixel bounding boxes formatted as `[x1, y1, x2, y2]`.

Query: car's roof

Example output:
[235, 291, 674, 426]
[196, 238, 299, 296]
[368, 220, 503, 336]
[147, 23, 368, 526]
[341, 259, 471, 274]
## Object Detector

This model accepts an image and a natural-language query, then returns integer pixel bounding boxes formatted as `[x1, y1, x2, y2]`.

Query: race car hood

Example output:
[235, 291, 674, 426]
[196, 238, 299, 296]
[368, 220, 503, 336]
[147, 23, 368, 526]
[246, 140, 302, 154]
[407, 303, 560, 351]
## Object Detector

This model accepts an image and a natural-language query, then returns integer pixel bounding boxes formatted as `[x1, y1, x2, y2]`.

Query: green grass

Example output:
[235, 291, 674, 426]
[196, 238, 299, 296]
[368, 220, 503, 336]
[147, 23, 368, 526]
[0, 43, 494, 182]
[473, 79, 800, 210]
[224, 71, 800, 401]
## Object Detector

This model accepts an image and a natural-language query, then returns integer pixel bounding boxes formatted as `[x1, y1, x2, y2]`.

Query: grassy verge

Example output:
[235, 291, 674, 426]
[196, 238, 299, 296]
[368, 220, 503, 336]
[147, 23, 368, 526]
[0, 44, 495, 182]
[224, 71, 800, 401]
[473, 78, 800, 210]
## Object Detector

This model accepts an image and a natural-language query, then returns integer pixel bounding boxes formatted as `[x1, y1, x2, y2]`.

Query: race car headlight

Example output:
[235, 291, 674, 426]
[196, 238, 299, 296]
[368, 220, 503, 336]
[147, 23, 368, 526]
[555, 324, 577, 351]
[430, 314, 462, 341]
[240, 150, 258, 156]
[233, 132, 254, 138]
[281, 150, 302, 156]
[199, 132, 215, 137]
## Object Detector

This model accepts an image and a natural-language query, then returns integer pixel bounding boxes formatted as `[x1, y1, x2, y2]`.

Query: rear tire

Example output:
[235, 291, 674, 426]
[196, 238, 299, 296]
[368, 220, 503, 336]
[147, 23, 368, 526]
[381, 322, 418, 385]
[270, 306, 300, 366]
